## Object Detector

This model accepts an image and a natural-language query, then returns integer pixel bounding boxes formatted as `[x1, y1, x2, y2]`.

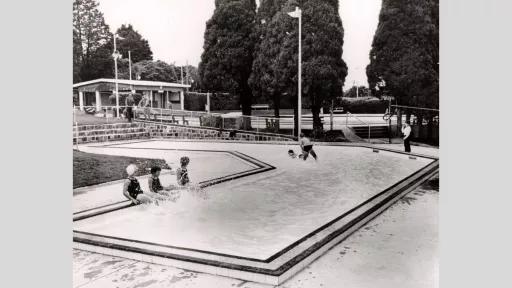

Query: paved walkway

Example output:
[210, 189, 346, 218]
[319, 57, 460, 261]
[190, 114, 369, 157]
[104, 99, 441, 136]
[73, 173, 439, 288]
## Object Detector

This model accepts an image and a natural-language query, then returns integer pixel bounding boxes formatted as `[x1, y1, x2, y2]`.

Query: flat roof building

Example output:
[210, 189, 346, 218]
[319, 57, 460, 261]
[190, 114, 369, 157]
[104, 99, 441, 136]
[73, 78, 191, 112]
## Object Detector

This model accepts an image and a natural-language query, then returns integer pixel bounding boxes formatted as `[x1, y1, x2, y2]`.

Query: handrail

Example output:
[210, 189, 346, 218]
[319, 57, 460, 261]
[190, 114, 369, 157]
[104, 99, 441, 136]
[391, 104, 439, 112]
[345, 112, 371, 143]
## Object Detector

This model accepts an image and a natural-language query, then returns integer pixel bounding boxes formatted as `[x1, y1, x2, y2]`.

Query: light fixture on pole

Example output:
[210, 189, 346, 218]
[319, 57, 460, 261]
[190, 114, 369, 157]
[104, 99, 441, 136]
[112, 33, 125, 118]
[288, 6, 302, 138]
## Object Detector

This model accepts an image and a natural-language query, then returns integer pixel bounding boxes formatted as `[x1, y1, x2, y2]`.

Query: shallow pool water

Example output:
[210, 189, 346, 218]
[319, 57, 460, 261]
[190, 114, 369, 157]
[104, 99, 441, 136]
[74, 141, 432, 259]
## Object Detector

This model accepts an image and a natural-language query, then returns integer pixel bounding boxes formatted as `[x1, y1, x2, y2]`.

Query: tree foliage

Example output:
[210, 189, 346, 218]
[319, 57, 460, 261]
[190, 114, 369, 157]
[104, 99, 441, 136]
[73, 0, 113, 82]
[115, 24, 153, 63]
[344, 86, 370, 98]
[199, 0, 257, 116]
[301, 0, 347, 133]
[249, 0, 287, 117]
[366, 0, 439, 110]
[272, 0, 347, 135]
[130, 60, 179, 82]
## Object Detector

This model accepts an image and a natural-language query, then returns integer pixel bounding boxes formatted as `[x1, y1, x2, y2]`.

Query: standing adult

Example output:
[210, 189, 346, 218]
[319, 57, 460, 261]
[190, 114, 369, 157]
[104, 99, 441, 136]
[138, 94, 151, 120]
[402, 121, 412, 152]
[125, 93, 135, 122]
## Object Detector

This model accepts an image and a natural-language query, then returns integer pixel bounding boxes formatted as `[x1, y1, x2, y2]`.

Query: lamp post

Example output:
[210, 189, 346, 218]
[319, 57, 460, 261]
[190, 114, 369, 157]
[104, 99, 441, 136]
[288, 6, 302, 138]
[376, 78, 390, 143]
[112, 34, 124, 118]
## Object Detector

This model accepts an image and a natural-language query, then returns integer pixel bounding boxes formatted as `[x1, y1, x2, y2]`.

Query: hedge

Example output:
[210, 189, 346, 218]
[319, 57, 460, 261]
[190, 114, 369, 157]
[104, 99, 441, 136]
[340, 97, 388, 114]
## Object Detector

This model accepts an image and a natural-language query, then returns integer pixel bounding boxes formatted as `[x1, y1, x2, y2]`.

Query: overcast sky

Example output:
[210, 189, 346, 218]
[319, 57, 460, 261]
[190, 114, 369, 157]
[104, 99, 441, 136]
[98, 0, 381, 89]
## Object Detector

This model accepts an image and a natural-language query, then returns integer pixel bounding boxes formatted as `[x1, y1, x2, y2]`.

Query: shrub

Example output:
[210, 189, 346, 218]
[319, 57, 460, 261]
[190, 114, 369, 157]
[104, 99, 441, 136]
[340, 97, 388, 114]
[210, 93, 240, 111]
[199, 114, 222, 128]
[184, 92, 207, 111]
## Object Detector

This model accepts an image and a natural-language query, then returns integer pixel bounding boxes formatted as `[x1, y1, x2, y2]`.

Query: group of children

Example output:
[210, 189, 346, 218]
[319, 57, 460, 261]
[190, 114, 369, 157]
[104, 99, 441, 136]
[123, 133, 317, 205]
[123, 156, 191, 205]
[288, 133, 318, 161]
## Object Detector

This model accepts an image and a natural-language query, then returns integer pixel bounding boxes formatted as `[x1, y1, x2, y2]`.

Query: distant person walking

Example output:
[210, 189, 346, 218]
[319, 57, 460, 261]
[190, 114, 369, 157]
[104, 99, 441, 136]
[299, 133, 318, 161]
[125, 93, 135, 122]
[402, 121, 412, 152]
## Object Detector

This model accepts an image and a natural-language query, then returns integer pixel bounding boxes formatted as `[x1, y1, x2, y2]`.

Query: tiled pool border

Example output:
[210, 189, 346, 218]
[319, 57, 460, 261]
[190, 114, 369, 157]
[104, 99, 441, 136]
[73, 141, 439, 285]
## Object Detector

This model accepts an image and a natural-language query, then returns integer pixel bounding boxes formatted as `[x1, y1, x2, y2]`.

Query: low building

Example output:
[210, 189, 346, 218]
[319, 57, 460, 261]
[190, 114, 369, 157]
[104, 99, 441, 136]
[73, 78, 191, 111]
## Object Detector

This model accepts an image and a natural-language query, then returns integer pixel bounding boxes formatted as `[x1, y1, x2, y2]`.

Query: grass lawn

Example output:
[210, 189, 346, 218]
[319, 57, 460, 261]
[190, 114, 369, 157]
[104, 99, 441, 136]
[73, 150, 170, 188]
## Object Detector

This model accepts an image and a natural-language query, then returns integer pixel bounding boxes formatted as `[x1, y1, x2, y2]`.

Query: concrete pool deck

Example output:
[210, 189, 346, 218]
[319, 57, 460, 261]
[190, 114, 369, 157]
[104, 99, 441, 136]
[73, 141, 438, 287]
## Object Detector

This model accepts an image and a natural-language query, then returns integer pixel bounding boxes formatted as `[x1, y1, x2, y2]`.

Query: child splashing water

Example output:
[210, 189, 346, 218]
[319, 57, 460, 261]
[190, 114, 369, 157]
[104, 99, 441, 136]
[288, 149, 304, 159]
[299, 133, 318, 161]
[123, 164, 165, 205]
[176, 156, 190, 186]
[148, 166, 181, 202]
[175, 156, 209, 200]
[288, 134, 318, 161]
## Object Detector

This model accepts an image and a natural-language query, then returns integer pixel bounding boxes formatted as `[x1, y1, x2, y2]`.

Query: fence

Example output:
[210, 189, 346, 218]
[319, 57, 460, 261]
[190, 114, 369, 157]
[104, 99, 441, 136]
[73, 105, 437, 143]
[388, 105, 439, 145]
[73, 105, 296, 138]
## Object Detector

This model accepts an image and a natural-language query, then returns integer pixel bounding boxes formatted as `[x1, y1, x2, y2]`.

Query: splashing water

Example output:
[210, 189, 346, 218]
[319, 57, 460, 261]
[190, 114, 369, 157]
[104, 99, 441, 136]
[186, 184, 210, 200]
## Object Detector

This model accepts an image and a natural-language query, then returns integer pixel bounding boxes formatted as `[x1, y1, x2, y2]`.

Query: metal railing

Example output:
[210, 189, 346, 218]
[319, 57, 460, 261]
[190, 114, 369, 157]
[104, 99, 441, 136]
[345, 112, 371, 142]
[141, 108, 295, 137]
[73, 105, 296, 138]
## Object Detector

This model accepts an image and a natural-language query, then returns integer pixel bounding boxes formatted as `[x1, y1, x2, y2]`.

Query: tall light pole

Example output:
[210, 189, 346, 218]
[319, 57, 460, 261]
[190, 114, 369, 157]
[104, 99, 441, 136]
[288, 6, 302, 138]
[128, 50, 133, 92]
[112, 34, 124, 118]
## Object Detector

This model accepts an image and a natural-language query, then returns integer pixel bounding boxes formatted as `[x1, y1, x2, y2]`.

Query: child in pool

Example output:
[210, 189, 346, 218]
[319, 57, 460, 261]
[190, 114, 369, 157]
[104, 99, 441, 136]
[288, 149, 304, 159]
[176, 156, 190, 186]
[299, 133, 318, 161]
[122, 164, 161, 205]
[148, 166, 180, 200]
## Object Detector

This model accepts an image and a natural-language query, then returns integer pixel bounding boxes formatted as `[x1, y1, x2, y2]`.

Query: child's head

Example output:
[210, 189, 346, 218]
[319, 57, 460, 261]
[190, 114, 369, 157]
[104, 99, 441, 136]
[300, 133, 305, 138]
[180, 156, 190, 167]
[126, 164, 138, 177]
[150, 166, 161, 177]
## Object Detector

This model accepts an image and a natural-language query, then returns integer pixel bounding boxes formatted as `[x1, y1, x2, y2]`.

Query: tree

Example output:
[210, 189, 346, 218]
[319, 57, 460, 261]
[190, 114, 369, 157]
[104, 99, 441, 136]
[199, 0, 257, 121]
[366, 0, 439, 140]
[301, 0, 347, 136]
[275, 0, 347, 137]
[249, 0, 287, 118]
[79, 41, 114, 81]
[184, 65, 200, 91]
[73, 0, 113, 82]
[115, 24, 153, 63]
[73, 29, 82, 83]
[125, 60, 179, 83]
[344, 86, 370, 98]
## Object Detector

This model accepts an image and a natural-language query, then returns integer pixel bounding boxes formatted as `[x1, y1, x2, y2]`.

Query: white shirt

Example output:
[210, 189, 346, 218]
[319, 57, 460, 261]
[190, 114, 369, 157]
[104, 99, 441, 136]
[402, 125, 411, 139]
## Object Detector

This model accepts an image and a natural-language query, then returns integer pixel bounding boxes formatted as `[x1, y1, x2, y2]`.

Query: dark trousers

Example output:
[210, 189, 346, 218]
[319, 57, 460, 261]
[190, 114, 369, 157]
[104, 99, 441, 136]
[404, 137, 411, 152]
[303, 145, 317, 160]
[126, 107, 133, 122]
